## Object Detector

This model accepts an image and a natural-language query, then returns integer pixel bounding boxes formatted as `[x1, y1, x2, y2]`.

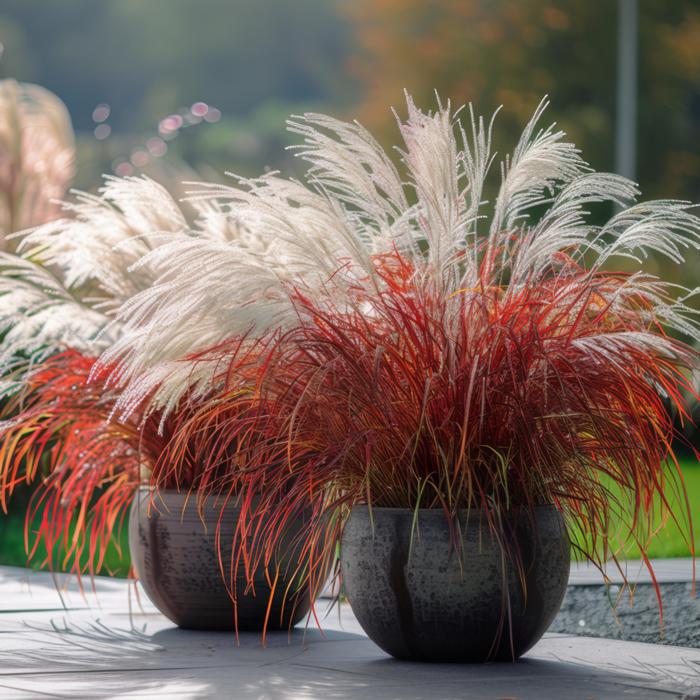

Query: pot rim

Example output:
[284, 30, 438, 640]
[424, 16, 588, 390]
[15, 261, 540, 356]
[131, 487, 245, 516]
[349, 504, 559, 513]
[134, 486, 238, 500]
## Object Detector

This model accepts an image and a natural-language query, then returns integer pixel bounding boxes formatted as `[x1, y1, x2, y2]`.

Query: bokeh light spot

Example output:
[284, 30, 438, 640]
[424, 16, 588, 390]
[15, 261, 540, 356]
[158, 114, 183, 134]
[92, 103, 111, 123]
[130, 149, 149, 167]
[146, 137, 167, 157]
[204, 107, 221, 123]
[191, 101, 208, 117]
[114, 161, 133, 177]
[94, 124, 111, 140]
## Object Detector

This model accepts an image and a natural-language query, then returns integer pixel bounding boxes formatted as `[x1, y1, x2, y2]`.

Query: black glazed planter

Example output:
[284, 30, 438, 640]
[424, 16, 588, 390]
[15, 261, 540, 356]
[340, 505, 570, 662]
[129, 489, 313, 631]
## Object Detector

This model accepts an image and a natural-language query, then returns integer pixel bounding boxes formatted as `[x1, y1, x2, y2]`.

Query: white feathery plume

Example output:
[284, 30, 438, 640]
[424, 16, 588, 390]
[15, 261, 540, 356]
[286, 111, 409, 232]
[0, 175, 196, 397]
[594, 201, 700, 267]
[0, 254, 113, 396]
[455, 104, 498, 289]
[198, 173, 382, 277]
[100, 94, 700, 420]
[0, 80, 75, 246]
[101, 234, 299, 385]
[490, 98, 588, 237]
[101, 172, 387, 414]
[395, 94, 467, 289]
[508, 172, 640, 284]
[16, 175, 190, 314]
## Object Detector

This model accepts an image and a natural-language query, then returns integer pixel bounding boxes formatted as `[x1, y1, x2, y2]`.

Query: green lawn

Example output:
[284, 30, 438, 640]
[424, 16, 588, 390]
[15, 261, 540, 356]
[0, 508, 131, 577]
[0, 460, 697, 576]
[602, 456, 700, 560]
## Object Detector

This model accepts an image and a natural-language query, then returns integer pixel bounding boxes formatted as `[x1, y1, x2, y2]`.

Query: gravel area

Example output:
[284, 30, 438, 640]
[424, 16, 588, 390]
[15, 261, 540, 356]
[551, 582, 700, 648]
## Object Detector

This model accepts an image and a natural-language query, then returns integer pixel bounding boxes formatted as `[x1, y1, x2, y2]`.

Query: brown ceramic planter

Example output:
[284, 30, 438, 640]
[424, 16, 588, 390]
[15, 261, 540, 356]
[129, 489, 315, 631]
[341, 505, 570, 662]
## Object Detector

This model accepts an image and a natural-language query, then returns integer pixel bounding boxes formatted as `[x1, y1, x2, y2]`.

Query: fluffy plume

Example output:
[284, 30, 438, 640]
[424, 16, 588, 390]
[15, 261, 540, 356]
[16, 175, 190, 314]
[100, 173, 395, 416]
[0, 175, 202, 393]
[0, 254, 112, 397]
[0, 80, 74, 245]
[102, 96, 700, 424]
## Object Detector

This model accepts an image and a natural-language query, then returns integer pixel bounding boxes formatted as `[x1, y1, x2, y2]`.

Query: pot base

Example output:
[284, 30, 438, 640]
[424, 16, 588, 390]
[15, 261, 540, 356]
[129, 490, 313, 631]
[341, 506, 570, 662]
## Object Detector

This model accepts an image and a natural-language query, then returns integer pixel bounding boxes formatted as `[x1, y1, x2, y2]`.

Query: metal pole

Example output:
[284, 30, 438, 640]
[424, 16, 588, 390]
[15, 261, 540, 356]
[615, 0, 638, 181]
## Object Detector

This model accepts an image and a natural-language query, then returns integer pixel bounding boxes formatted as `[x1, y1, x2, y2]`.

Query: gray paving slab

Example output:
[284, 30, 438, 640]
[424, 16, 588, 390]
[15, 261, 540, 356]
[0, 566, 697, 699]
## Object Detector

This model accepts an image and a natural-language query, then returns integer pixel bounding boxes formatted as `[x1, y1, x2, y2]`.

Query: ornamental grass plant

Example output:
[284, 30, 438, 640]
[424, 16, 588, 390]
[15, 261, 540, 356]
[132, 95, 700, 622]
[0, 169, 318, 611]
[0, 176, 249, 578]
[1, 94, 698, 635]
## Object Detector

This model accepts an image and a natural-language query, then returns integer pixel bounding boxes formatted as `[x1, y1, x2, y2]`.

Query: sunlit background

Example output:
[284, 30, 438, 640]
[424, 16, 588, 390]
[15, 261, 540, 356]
[1, 0, 699, 199]
[0, 0, 699, 572]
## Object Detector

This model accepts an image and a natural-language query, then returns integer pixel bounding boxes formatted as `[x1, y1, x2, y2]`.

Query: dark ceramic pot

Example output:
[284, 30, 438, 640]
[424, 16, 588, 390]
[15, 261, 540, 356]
[129, 489, 313, 631]
[341, 505, 570, 662]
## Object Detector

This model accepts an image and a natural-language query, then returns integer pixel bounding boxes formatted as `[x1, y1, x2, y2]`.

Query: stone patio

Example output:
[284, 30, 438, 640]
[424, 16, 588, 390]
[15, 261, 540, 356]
[0, 565, 697, 699]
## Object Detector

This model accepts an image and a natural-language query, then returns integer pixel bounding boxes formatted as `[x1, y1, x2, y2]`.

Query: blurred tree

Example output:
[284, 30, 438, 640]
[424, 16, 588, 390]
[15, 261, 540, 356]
[346, 0, 700, 201]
